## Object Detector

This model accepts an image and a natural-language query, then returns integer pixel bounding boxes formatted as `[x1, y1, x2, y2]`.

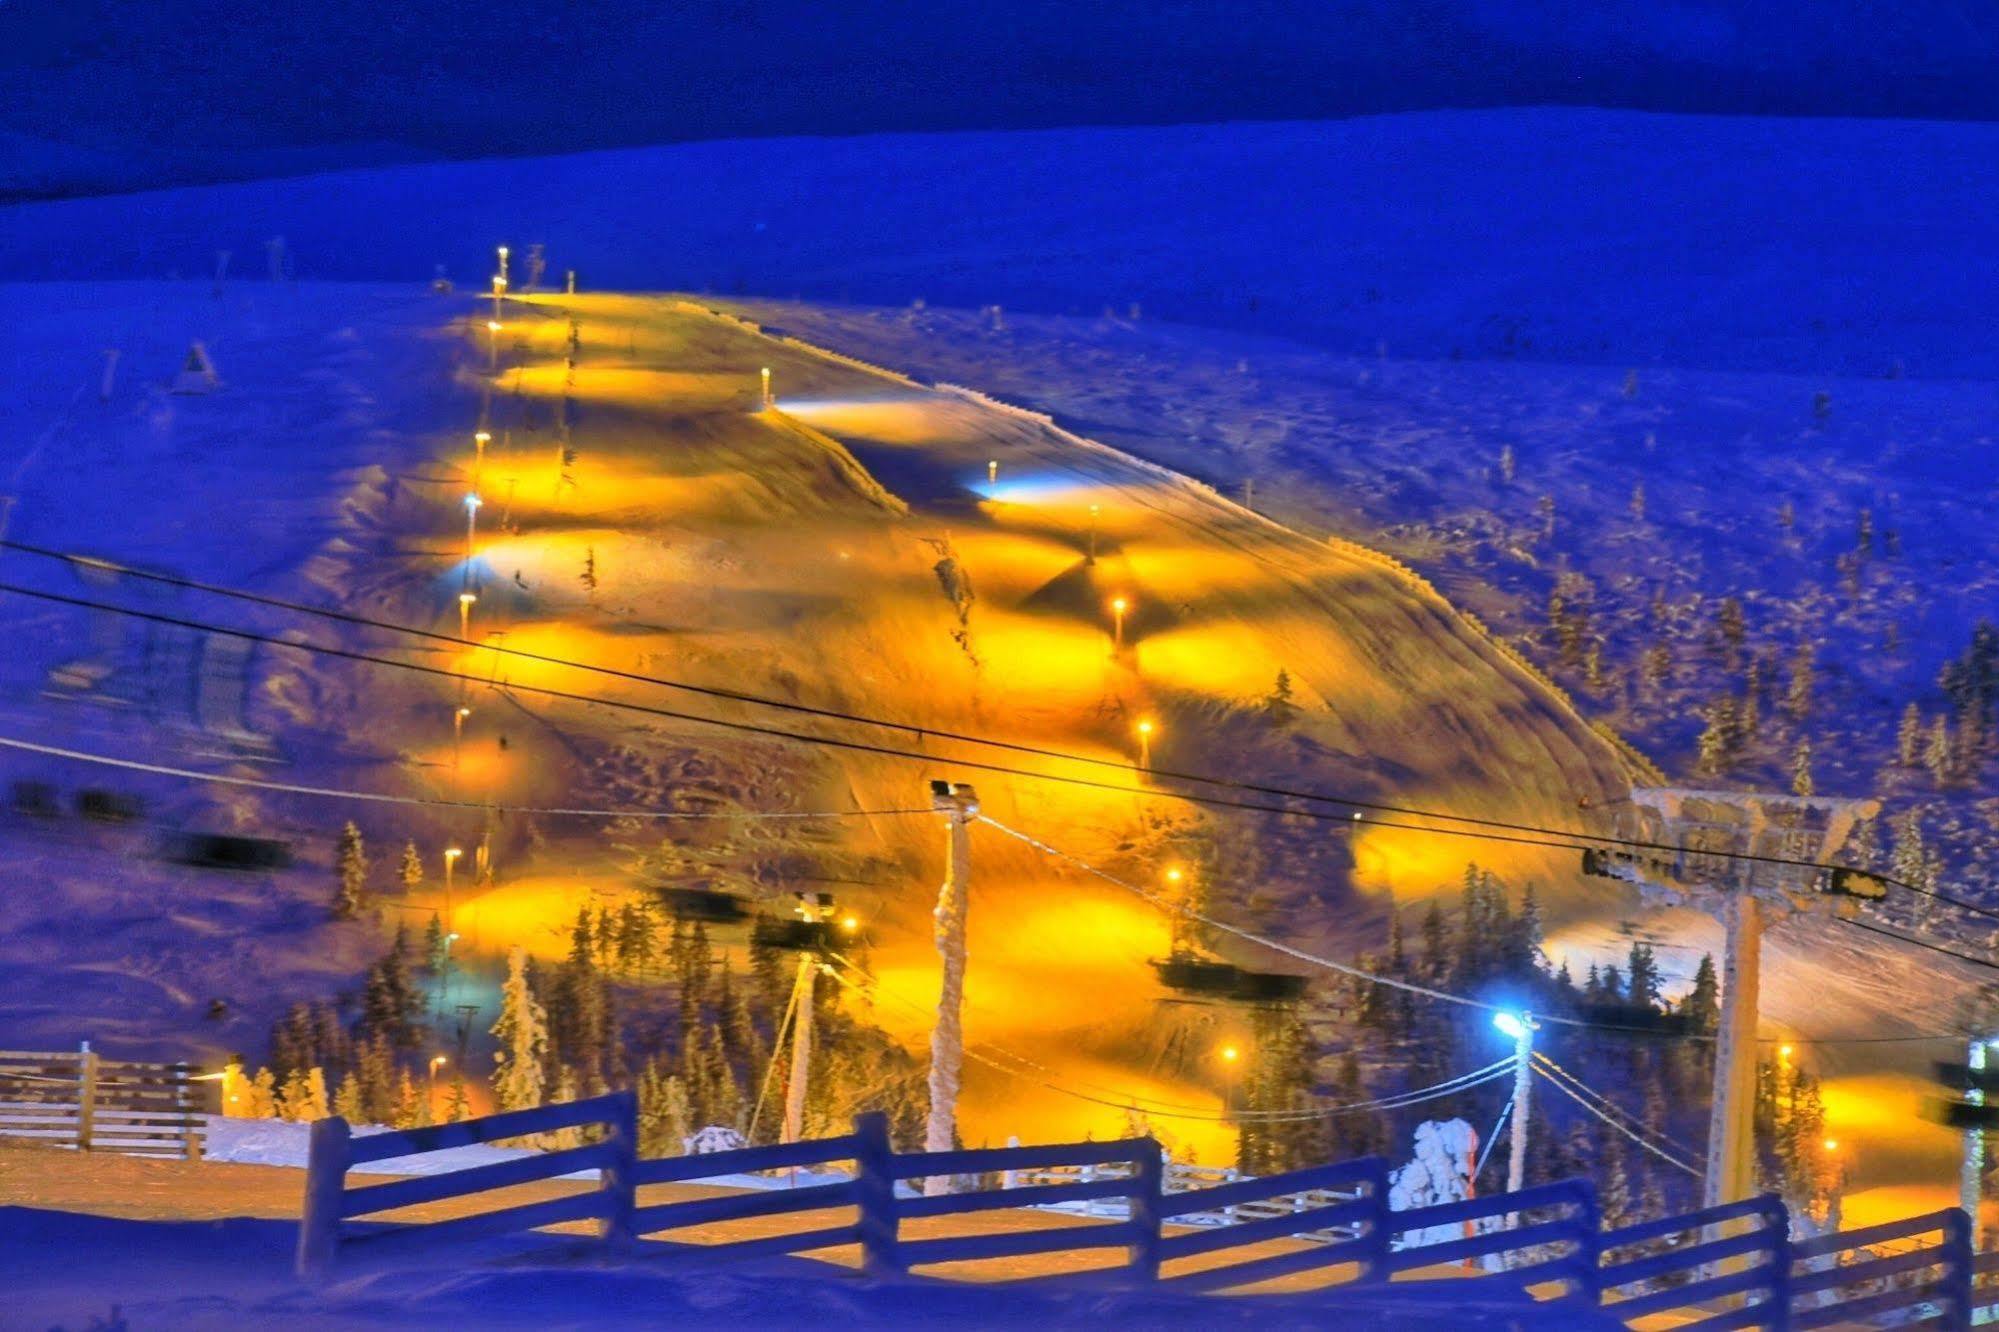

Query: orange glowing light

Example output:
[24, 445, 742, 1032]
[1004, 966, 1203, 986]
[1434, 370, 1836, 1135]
[1823, 1138, 1839, 1152]
[1165, 866, 1184, 885]
[1137, 718, 1156, 736]
[1780, 1044, 1794, 1059]
[840, 915, 860, 932]
[1220, 1045, 1240, 1063]
[1111, 596, 1129, 615]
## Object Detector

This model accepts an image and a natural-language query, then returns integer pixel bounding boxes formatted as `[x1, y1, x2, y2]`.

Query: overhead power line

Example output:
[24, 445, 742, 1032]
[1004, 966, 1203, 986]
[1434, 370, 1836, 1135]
[4, 541, 1986, 917]
[0, 732, 927, 823]
[1532, 1061, 1701, 1178]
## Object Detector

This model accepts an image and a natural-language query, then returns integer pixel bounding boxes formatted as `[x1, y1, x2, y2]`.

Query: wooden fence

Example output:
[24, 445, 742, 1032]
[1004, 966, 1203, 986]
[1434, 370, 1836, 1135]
[0, 1045, 205, 1159]
[295, 1092, 1996, 1327]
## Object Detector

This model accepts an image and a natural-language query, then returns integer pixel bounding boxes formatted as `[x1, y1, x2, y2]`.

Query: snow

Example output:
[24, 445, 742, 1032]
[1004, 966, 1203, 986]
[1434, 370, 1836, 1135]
[0, 1205, 1615, 1329]
[0, 110, 1994, 379]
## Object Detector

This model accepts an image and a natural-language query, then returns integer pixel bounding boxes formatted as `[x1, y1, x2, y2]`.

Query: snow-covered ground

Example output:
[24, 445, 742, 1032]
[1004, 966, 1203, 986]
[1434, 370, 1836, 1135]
[1, 105, 1993, 1233]
[0, 1204, 1599, 1331]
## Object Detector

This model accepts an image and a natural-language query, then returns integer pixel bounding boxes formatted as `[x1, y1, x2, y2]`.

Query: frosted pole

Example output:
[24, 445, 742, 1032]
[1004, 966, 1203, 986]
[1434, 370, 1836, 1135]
[1506, 1016, 1535, 1195]
[1964, 1038, 1987, 1222]
[925, 782, 979, 1194]
[1704, 892, 1762, 1209]
[780, 954, 817, 1145]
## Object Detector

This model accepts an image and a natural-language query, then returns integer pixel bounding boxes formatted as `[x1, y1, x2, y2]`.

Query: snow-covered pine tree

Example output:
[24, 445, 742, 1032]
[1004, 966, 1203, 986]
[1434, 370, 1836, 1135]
[333, 821, 368, 919]
[297, 1067, 330, 1121]
[398, 840, 423, 892]
[423, 913, 446, 976]
[1786, 645, 1816, 721]
[1681, 956, 1719, 1035]
[391, 1070, 419, 1128]
[1926, 716, 1957, 788]
[278, 1067, 310, 1122]
[491, 947, 549, 1114]
[1791, 738, 1815, 797]
[333, 1072, 365, 1124]
[245, 1067, 279, 1118]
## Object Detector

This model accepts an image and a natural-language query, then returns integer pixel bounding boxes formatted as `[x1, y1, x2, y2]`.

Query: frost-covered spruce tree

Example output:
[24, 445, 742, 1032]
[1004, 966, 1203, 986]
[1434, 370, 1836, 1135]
[398, 840, 423, 892]
[1791, 738, 1815, 797]
[491, 947, 549, 1113]
[333, 822, 369, 920]
[1897, 704, 1923, 767]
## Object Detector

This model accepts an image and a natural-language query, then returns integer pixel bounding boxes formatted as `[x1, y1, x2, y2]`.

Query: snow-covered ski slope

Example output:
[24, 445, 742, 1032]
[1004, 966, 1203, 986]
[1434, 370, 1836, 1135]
[2, 109, 1995, 378]
[0, 279, 1637, 1160]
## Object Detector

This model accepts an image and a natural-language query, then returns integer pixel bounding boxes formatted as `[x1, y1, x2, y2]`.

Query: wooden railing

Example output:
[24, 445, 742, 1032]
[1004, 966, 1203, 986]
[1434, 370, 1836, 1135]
[292, 1094, 1999, 1327]
[0, 1045, 205, 1159]
[297, 1091, 637, 1278]
[1597, 1196, 1790, 1328]
[1790, 1208, 1971, 1330]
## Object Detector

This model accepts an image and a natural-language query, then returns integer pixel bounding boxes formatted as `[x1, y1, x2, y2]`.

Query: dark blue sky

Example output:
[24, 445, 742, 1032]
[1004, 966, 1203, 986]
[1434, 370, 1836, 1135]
[5, 1, 1998, 198]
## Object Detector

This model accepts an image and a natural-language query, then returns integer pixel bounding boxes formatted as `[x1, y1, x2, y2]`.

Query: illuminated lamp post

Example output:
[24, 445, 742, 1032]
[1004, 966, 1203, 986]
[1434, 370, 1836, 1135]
[1219, 1043, 1240, 1114]
[486, 320, 503, 372]
[1111, 595, 1129, 650]
[760, 366, 772, 409]
[1492, 1010, 1539, 1195]
[1135, 717, 1155, 770]
[458, 590, 477, 639]
[1088, 504, 1100, 564]
[474, 430, 491, 484]
[463, 493, 483, 571]
[987, 459, 998, 486]
[453, 705, 471, 769]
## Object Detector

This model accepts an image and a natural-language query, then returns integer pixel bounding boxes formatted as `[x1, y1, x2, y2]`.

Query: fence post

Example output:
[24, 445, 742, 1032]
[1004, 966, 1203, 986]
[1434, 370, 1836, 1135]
[1761, 1199, 1794, 1329]
[1128, 1141, 1164, 1284]
[75, 1042, 97, 1152]
[1358, 1160, 1391, 1282]
[852, 1112, 903, 1280]
[600, 1090, 638, 1255]
[1944, 1205, 1974, 1332]
[175, 1062, 202, 1160]
[1570, 1182, 1602, 1308]
[296, 1115, 353, 1281]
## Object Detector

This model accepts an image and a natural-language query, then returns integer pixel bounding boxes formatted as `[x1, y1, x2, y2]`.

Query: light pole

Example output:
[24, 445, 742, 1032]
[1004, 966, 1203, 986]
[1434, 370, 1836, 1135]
[760, 366, 772, 408]
[486, 320, 502, 372]
[1219, 1043, 1240, 1114]
[987, 459, 998, 486]
[496, 245, 509, 285]
[458, 590, 477, 639]
[925, 780, 980, 1195]
[1493, 1011, 1538, 1194]
[1088, 504, 1100, 564]
[428, 1053, 447, 1107]
[1135, 717, 1155, 771]
[1963, 1036, 1994, 1221]
[491, 274, 507, 324]
[463, 493, 483, 573]
[1111, 595, 1129, 650]
[473, 430, 491, 485]
[453, 705, 471, 769]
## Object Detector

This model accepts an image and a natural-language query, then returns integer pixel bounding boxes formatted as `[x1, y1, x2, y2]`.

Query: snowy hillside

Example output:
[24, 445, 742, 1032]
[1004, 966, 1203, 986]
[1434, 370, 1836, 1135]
[2, 111, 1997, 380]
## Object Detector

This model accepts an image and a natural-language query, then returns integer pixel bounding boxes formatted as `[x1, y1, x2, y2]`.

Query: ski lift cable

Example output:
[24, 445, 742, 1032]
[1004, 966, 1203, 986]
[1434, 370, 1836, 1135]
[1840, 918, 1999, 974]
[982, 814, 1967, 1048]
[3, 547, 1987, 922]
[0, 732, 930, 823]
[980, 812, 1603, 1029]
[821, 950, 1516, 1122]
[1530, 1061, 1703, 1177]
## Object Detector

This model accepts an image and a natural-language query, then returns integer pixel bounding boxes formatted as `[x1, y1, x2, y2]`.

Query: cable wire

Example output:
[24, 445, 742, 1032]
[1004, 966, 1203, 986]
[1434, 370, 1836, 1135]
[7, 541, 1987, 917]
[1532, 1053, 1702, 1159]
[0, 731, 928, 823]
[1532, 1064, 1702, 1177]
[1841, 919, 1999, 974]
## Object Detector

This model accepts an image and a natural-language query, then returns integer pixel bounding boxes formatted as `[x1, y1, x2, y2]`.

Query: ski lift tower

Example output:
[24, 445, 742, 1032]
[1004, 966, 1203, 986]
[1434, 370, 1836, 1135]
[1590, 787, 1881, 1209]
